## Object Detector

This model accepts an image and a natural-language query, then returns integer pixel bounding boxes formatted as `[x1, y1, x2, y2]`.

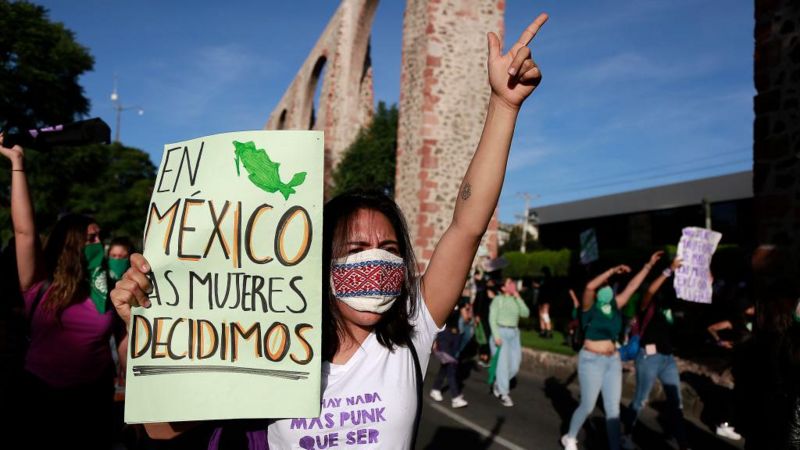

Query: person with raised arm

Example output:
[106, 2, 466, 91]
[561, 251, 663, 450]
[111, 13, 549, 449]
[1, 132, 127, 449]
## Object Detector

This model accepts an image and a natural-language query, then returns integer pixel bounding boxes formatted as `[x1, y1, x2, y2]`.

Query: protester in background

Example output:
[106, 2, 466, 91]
[107, 236, 134, 399]
[489, 277, 530, 407]
[734, 244, 800, 449]
[107, 236, 134, 281]
[561, 251, 663, 450]
[430, 299, 470, 408]
[109, 14, 549, 447]
[1, 132, 127, 449]
[622, 257, 689, 450]
[565, 288, 582, 350]
[458, 297, 477, 358]
[474, 274, 498, 367]
[706, 297, 754, 441]
[535, 266, 554, 338]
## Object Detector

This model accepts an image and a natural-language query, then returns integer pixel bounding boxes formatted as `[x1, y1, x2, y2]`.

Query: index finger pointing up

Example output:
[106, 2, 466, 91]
[516, 13, 549, 48]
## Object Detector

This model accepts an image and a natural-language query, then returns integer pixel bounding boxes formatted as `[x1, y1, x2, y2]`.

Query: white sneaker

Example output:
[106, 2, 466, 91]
[499, 394, 514, 407]
[429, 389, 443, 402]
[621, 434, 635, 449]
[560, 434, 578, 450]
[451, 395, 468, 408]
[492, 384, 501, 398]
[716, 423, 742, 440]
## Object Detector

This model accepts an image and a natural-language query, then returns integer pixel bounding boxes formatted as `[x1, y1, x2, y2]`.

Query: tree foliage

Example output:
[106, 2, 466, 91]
[332, 102, 398, 196]
[503, 249, 572, 278]
[0, 0, 94, 132]
[0, 144, 156, 244]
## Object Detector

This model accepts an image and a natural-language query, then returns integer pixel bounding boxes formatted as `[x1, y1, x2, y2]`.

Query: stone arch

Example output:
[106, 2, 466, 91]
[277, 109, 287, 130]
[307, 55, 328, 130]
[265, 0, 378, 185]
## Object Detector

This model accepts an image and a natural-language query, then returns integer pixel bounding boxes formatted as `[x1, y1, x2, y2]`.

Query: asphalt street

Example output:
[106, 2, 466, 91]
[417, 361, 746, 450]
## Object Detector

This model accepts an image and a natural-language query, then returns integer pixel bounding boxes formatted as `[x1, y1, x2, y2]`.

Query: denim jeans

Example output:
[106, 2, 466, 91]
[489, 327, 521, 396]
[625, 350, 688, 447]
[433, 330, 461, 397]
[567, 349, 622, 450]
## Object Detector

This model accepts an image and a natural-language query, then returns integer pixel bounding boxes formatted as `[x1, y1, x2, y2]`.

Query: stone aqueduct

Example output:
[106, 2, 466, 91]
[266, 0, 800, 281]
[265, 0, 503, 270]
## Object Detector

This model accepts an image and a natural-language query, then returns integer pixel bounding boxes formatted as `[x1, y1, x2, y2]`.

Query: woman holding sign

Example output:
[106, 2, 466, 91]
[1, 133, 127, 449]
[111, 12, 549, 449]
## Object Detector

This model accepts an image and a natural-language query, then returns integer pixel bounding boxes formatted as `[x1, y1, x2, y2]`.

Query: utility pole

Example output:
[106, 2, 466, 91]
[702, 197, 712, 230]
[110, 75, 144, 143]
[516, 193, 540, 252]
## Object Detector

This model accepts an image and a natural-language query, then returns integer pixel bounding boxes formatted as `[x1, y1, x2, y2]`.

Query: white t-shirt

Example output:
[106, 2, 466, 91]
[267, 293, 442, 450]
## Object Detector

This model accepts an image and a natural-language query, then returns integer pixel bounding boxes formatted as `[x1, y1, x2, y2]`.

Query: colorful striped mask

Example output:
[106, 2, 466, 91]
[330, 248, 405, 313]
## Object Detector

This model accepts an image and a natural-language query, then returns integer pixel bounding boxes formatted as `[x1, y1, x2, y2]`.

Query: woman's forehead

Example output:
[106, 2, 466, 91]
[344, 209, 397, 241]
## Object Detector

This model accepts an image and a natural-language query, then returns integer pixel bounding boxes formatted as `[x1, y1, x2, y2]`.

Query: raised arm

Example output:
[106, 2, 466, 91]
[641, 257, 681, 310]
[616, 251, 663, 308]
[708, 320, 734, 349]
[422, 13, 549, 326]
[0, 133, 42, 290]
[568, 289, 580, 309]
[582, 265, 630, 311]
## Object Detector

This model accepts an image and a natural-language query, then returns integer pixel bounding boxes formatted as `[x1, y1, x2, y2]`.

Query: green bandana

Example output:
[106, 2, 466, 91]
[84, 243, 109, 314]
[596, 286, 614, 318]
[663, 308, 674, 325]
[108, 257, 130, 281]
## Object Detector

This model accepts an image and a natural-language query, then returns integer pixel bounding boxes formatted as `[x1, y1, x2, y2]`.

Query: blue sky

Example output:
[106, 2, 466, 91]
[37, 0, 753, 223]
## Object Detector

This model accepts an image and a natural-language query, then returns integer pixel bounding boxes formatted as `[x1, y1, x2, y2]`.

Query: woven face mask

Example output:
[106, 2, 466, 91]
[330, 248, 405, 314]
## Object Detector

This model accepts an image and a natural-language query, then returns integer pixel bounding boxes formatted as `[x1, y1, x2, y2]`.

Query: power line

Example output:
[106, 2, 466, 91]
[539, 149, 748, 192]
[542, 159, 750, 196]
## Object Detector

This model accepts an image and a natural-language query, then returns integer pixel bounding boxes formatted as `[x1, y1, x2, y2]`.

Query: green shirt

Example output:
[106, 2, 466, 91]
[489, 294, 530, 337]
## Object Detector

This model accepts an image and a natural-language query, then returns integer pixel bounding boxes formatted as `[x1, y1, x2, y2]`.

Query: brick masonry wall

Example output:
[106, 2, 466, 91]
[396, 0, 504, 270]
[753, 0, 800, 276]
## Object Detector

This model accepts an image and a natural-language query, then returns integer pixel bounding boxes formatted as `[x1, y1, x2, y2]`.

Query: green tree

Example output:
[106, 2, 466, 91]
[0, 0, 94, 132]
[499, 223, 542, 254]
[332, 102, 398, 196]
[0, 143, 156, 244]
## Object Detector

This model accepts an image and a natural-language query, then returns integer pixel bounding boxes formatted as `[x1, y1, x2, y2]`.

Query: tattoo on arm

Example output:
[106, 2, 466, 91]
[460, 182, 472, 201]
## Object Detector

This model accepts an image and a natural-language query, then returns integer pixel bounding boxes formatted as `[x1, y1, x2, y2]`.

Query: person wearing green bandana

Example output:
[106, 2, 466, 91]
[561, 251, 662, 450]
[107, 236, 134, 281]
[2, 133, 127, 449]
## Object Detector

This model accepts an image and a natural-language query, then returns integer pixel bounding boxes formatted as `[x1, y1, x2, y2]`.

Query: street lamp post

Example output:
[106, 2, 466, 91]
[110, 77, 143, 143]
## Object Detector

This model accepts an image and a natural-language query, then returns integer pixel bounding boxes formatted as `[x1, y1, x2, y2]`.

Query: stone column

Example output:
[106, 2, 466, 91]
[396, 0, 504, 270]
[753, 0, 800, 277]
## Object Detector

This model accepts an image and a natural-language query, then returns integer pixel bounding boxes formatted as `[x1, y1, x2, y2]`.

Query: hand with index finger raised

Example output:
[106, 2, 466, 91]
[487, 12, 548, 110]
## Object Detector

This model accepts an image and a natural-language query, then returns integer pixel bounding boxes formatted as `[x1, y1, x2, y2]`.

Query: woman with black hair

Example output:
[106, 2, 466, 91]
[561, 251, 663, 450]
[1, 133, 127, 449]
[111, 13, 549, 449]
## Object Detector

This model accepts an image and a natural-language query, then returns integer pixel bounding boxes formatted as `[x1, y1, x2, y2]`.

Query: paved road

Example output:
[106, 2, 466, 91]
[417, 362, 745, 450]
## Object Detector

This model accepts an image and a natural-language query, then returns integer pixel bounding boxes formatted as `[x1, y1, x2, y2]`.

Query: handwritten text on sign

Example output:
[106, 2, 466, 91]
[674, 227, 722, 304]
[125, 131, 323, 423]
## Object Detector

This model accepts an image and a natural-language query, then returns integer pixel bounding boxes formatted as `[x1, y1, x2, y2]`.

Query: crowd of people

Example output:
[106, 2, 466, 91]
[2, 8, 799, 450]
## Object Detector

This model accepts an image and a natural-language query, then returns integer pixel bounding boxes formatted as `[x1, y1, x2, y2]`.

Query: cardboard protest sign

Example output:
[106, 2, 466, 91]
[579, 228, 598, 265]
[674, 226, 722, 304]
[125, 131, 323, 423]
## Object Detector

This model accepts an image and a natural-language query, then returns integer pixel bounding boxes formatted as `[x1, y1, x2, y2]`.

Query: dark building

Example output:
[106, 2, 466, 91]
[533, 171, 754, 252]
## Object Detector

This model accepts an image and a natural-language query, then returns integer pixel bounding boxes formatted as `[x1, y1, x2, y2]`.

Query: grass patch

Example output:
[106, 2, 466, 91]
[520, 329, 577, 356]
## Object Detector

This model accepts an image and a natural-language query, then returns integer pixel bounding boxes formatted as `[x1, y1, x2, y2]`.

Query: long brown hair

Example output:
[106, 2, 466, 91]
[322, 190, 418, 361]
[42, 214, 94, 316]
